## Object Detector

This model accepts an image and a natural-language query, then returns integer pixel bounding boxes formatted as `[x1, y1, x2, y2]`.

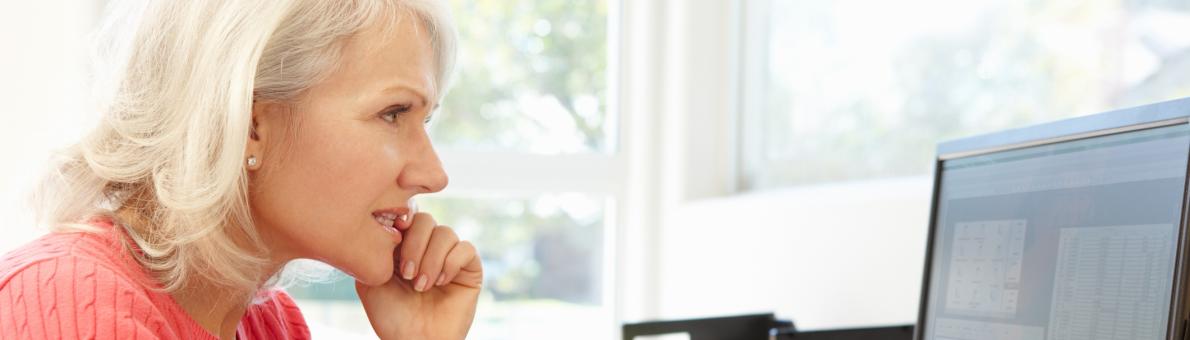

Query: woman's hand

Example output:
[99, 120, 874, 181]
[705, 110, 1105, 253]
[356, 212, 483, 340]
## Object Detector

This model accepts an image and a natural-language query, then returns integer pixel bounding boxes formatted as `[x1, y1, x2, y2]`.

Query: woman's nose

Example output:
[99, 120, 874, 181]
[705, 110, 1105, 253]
[398, 140, 449, 194]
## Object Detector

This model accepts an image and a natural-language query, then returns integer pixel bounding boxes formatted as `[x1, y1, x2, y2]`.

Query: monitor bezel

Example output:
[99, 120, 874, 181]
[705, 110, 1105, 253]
[914, 96, 1190, 340]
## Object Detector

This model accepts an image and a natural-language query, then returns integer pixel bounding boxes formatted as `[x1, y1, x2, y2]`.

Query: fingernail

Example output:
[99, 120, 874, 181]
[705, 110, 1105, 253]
[403, 260, 416, 280]
[436, 273, 447, 286]
[415, 275, 429, 292]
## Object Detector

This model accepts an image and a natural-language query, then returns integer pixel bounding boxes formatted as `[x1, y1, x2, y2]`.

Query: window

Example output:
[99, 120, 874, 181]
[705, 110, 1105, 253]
[289, 0, 617, 339]
[741, 0, 1190, 189]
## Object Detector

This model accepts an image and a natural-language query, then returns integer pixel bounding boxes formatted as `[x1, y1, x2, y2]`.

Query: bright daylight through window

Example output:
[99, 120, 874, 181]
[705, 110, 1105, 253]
[747, 0, 1190, 188]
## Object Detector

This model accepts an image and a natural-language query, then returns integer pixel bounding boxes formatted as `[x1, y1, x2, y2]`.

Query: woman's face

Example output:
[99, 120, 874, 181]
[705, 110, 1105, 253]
[248, 16, 447, 286]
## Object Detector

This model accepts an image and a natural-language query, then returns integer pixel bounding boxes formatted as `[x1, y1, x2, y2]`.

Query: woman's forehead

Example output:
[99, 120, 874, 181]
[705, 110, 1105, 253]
[336, 15, 438, 102]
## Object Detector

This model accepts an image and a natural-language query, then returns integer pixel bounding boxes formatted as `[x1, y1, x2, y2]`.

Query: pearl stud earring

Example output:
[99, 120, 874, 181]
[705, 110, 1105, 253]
[247, 156, 258, 167]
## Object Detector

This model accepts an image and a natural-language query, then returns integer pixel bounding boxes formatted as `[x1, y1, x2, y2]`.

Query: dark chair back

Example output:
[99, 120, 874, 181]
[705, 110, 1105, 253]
[780, 324, 914, 340]
[622, 313, 789, 340]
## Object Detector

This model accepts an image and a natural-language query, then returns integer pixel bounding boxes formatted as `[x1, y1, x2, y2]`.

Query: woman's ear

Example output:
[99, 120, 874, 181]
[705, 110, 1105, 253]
[246, 100, 280, 171]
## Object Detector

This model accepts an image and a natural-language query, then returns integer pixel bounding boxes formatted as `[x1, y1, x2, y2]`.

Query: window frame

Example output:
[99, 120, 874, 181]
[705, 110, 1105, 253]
[737, 0, 774, 192]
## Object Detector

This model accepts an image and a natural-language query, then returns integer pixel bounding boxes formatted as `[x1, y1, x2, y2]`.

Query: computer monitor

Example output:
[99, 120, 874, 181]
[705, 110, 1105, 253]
[915, 97, 1190, 340]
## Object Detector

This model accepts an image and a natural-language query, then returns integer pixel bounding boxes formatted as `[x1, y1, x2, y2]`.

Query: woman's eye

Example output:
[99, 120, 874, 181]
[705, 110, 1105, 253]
[379, 104, 413, 124]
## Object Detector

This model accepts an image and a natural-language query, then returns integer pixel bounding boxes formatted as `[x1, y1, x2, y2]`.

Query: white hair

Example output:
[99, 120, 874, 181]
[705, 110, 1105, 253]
[34, 0, 457, 295]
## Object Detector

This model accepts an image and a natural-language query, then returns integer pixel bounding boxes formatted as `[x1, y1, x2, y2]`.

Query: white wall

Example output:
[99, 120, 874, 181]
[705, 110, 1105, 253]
[0, 2, 99, 252]
[658, 177, 932, 330]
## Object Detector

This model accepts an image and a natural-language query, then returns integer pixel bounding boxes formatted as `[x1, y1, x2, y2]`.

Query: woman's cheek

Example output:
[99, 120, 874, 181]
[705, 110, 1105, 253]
[382, 143, 402, 164]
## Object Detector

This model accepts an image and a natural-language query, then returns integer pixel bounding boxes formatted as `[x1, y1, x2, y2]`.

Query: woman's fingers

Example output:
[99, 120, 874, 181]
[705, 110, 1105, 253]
[397, 211, 484, 292]
[414, 226, 458, 292]
[398, 212, 436, 281]
[440, 241, 483, 288]
[395, 200, 419, 231]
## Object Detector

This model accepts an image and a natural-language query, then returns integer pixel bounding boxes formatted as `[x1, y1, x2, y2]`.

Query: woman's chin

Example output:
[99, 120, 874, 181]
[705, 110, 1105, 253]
[341, 237, 399, 286]
[345, 258, 396, 286]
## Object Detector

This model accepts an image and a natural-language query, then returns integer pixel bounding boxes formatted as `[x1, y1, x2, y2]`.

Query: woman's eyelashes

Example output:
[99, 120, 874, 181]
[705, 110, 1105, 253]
[379, 103, 414, 124]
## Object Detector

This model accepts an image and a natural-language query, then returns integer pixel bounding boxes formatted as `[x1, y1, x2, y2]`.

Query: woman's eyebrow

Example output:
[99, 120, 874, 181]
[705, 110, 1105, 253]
[380, 83, 431, 108]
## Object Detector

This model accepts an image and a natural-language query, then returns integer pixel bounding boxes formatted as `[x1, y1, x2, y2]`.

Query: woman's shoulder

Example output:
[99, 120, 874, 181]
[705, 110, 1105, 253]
[0, 226, 185, 339]
[0, 223, 132, 289]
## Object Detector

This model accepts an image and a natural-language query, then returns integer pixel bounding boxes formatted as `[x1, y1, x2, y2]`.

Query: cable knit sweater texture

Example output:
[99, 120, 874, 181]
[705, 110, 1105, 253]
[0, 218, 311, 339]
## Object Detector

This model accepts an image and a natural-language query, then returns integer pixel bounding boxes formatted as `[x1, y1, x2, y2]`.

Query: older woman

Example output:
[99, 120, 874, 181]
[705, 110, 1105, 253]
[0, 0, 481, 339]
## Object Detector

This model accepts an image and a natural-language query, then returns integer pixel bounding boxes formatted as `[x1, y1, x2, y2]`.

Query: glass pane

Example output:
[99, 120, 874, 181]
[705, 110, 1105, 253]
[761, 0, 1190, 185]
[290, 193, 610, 340]
[431, 0, 613, 154]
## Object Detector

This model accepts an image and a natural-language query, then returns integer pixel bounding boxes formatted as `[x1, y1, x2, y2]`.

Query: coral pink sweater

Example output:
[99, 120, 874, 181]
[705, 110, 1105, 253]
[0, 218, 311, 339]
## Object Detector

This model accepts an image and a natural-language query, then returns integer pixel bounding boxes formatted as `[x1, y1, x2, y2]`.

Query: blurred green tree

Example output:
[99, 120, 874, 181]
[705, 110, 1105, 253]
[433, 0, 610, 153]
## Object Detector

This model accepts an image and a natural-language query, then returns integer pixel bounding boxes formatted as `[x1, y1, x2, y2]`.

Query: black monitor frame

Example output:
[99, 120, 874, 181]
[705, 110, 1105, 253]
[914, 97, 1190, 340]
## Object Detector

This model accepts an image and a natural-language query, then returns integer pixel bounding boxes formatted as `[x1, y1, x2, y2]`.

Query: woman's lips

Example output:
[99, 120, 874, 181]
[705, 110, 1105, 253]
[372, 208, 410, 243]
[374, 212, 399, 229]
[373, 206, 413, 228]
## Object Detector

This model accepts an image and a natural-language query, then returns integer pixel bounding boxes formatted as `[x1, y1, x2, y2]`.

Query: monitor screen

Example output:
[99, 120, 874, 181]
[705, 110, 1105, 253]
[922, 124, 1190, 340]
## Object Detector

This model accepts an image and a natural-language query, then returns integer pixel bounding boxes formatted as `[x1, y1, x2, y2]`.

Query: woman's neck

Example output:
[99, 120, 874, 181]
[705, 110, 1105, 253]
[173, 282, 253, 340]
[112, 207, 290, 340]
[171, 260, 292, 340]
